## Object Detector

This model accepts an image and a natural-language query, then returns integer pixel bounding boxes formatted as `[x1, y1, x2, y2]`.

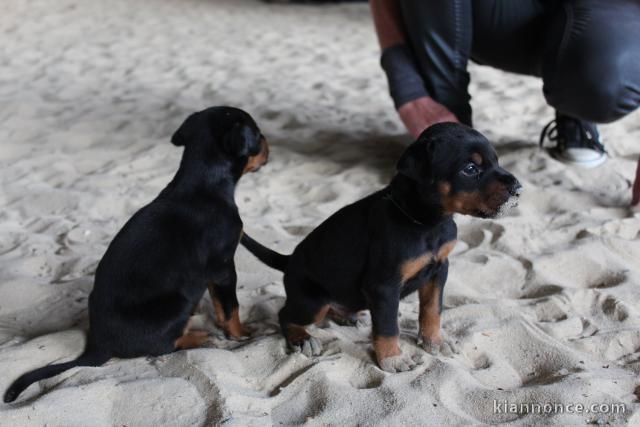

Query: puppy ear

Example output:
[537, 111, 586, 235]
[171, 113, 200, 147]
[222, 122, 252, 158]
[397, 139, 433, 182]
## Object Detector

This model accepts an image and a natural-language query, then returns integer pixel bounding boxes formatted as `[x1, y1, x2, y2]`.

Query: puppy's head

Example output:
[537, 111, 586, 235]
[397, 123, 521, 218]
[171, 106, 268, 174]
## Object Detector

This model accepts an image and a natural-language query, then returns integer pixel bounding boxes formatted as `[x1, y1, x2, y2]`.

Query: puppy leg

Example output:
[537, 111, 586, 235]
[368, 286, 421, 373]
[325, 306, 359, 327]
[174, 319, 209, 350]
[278, 276, 330, 357]
[418, 262, 448, 355]
[175, 331, 209, 350]
[208, 267, 249, 339]
[279, 302, 328, 357]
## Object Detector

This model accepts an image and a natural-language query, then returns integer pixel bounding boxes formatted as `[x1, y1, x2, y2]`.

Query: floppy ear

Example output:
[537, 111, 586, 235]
[222, 122, 252, 158]
[396, 139, 433, 182]
[171, 113, 200, 147]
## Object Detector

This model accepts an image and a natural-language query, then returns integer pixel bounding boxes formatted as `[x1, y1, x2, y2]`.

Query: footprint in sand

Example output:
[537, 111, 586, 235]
[260, 109, 281, 121]
[519, 283, 564, 299]
[471, 352, 492, 370]
[457, 221, 505, 250]
[533, 296, 569, 323]
[588, 270, 628, 289]
[600, 294, 629, 322]
[464, 318, 588, 390]
[283, 225, 315, 237]
[272, 377, 330, 424]
[450, 251, 527, 299]
[348, 367, 385, 389]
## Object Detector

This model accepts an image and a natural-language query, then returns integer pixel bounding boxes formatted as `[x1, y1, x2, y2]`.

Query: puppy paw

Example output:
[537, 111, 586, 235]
[290, 336, 323, 357]
[229, 324, 253, 341]
[327, 312, 358, 327]
[418, 335, 442, 355]
[355, 312, 372, 330]
[217, 320, 252, 341]
[439, 338, 459, 357]
[379, 352, 423, 373]
[418, 334, 458, 357]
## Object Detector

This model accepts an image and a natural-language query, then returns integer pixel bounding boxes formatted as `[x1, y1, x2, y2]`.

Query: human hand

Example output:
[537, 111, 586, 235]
[397, 96, 459, 139]
[632, 156, 640, 206]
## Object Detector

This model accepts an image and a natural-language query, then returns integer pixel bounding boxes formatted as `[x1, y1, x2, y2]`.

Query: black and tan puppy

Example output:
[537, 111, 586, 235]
[4, 106, 269, 403]
[242, 123, 520, 372]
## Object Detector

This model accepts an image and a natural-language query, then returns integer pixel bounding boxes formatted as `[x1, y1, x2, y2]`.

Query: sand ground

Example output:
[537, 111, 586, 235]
[1, 0, 639, 425]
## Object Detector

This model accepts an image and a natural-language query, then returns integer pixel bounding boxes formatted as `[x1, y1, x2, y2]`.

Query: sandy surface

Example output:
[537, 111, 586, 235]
[1, 0, 639, 425]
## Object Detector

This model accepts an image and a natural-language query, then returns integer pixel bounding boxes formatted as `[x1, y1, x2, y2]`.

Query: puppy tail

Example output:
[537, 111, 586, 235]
[3, 349, 110, 403]
[241, 233, 289, 272]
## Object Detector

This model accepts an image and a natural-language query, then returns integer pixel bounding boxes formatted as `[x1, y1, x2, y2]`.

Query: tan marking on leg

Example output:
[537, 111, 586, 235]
[285, 324, 311, 344]
[183, 317, 193, 334]
[400, 252, 433, 283]
[471, 152, 483, 166]
[174, 324, 209, 350]
[225, 307, 250, 338]
[435, 240, 457, 262]
[326, 305, 356, 325]
[208, 283, 226, 326]
[313, 305, 331, 325]
[175, 331, 208, 349]
[418, 282, 442, 344]
[208, 284, 248, 338]
[373, 335, 401, 365]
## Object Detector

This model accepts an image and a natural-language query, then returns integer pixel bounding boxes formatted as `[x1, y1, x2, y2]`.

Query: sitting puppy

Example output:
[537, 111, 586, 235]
[4, 106, 269, 403]
[241, 123, 520, 372]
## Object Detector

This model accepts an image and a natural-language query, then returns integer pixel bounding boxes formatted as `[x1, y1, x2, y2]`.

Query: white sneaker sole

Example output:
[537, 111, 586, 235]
[551, 147, 608, 169]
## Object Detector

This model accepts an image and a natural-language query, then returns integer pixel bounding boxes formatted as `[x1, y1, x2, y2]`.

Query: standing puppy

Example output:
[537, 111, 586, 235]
[4, 106, 269, 403]
[242, 123, 520, 372]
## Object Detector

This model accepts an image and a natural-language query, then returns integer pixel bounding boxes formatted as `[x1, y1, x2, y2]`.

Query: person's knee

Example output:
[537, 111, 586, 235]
[572, 74, 635, 124]
[544, 57, 639, 123]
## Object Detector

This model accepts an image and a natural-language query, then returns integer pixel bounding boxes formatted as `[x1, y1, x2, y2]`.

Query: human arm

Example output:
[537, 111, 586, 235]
[370, 0, 459, 138]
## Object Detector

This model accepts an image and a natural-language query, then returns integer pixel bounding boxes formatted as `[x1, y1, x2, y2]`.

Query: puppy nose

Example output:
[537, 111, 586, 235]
[495, 169, 521, 195]
[509, 181, 523, 197]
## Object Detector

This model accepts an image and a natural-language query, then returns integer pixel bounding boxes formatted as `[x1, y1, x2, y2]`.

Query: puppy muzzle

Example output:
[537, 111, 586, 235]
[245, 138, 269, 173]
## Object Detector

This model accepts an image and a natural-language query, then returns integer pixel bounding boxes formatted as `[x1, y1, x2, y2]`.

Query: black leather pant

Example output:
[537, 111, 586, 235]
[400, 0, 640, 126]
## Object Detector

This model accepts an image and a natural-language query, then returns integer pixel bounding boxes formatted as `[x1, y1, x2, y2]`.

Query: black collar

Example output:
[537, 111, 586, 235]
[383, 192, 425, 226]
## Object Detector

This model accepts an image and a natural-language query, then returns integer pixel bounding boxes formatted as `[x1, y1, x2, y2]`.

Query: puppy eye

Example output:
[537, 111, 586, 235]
[461, 163, 479, 176]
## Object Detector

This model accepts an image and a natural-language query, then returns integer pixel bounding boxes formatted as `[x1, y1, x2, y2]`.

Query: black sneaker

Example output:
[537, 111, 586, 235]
[264, 0, 365, 3]
[539, 114, 607, 168]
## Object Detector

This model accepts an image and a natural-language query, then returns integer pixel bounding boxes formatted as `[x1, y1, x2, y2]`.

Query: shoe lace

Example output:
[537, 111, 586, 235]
[539, 118, 606, 154]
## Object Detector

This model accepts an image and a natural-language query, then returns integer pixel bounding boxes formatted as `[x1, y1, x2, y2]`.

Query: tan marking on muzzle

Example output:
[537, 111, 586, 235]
[243, 137, 269, 174]
[442, 190, 486, 215]
[438, 181, 452, 196]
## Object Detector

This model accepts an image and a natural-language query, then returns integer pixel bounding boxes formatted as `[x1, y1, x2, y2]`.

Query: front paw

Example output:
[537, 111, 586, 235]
[417, 334, 442, 355]
[378, 352, 423, 373]
[227, 323, 252, 341]
[289, 336, 323, 357]
[216, 320, 252, 340]
[418, 333, 458, 356]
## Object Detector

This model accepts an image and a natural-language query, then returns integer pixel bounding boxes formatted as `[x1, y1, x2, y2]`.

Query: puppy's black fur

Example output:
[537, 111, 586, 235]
[4, 106, 269, 403]
[242, 123, 520, 372]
